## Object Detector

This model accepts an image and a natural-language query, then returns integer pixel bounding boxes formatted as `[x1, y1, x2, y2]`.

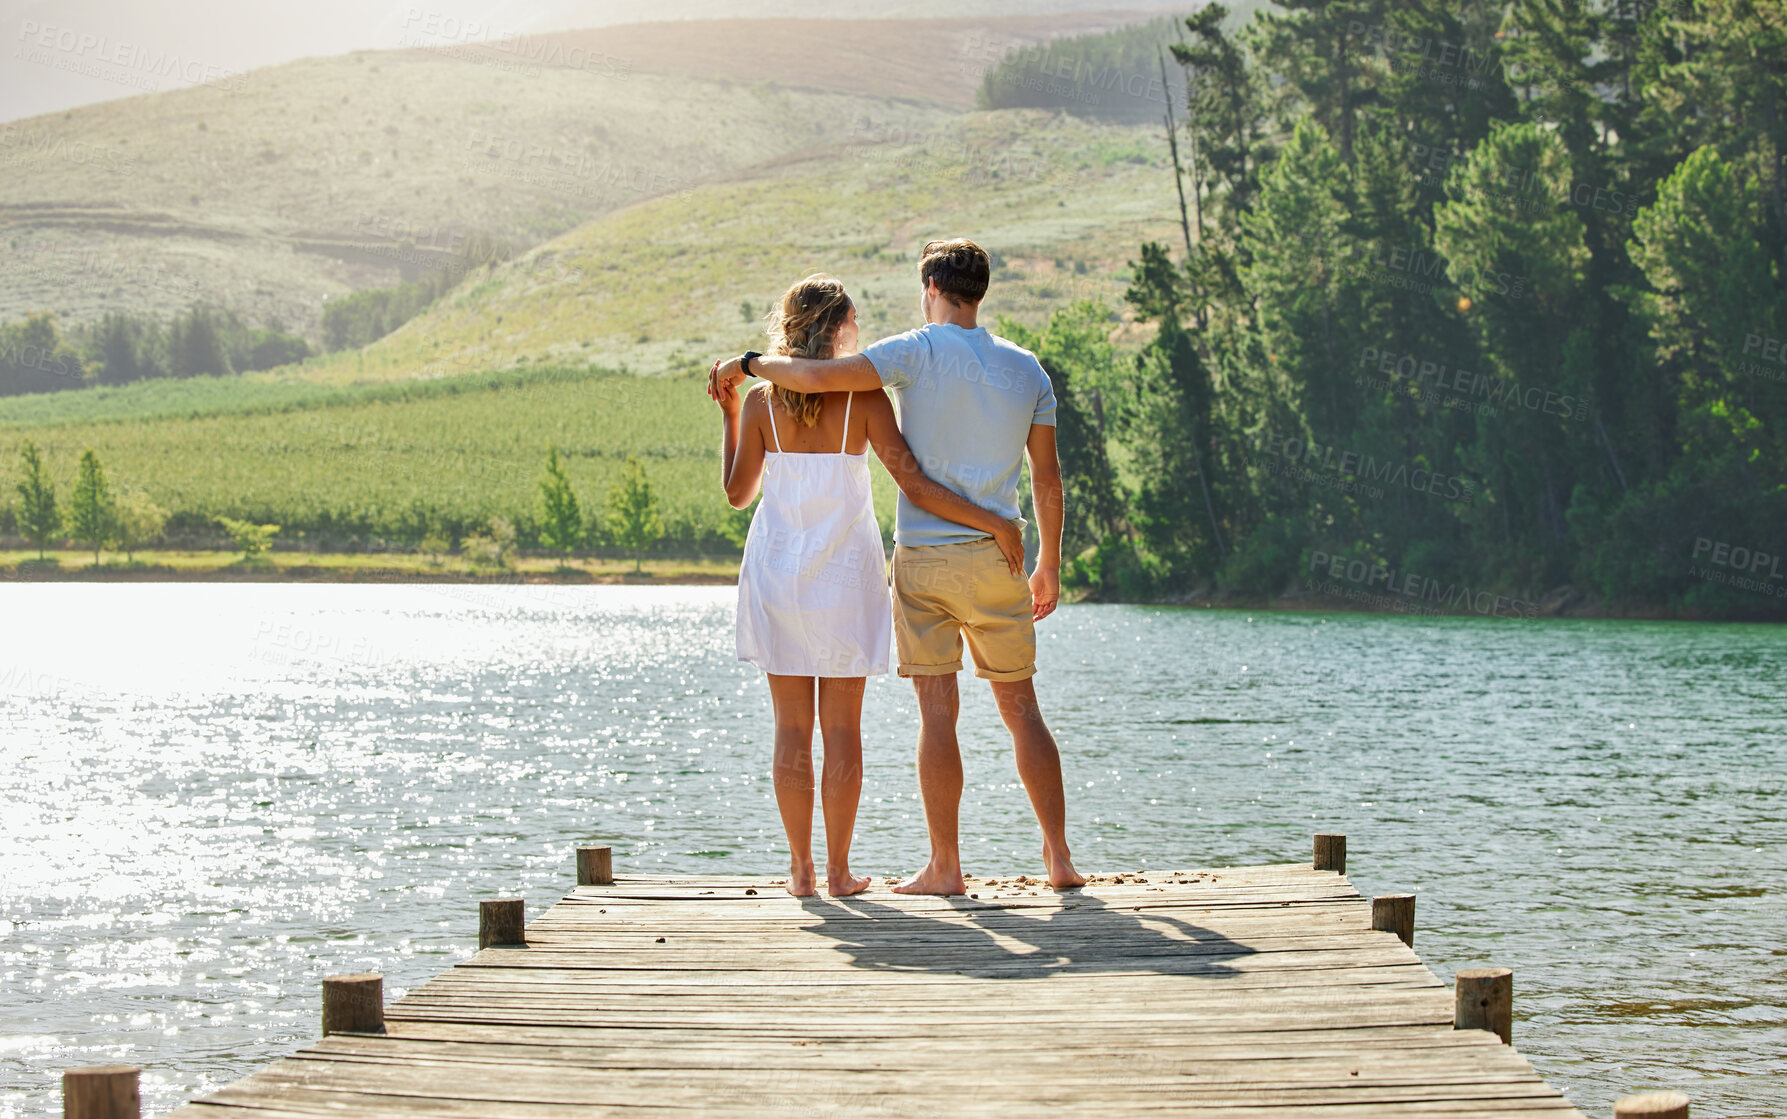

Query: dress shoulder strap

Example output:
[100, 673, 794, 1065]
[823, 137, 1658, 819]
[839, 392, 852, 453]
[764, 387, 783, 453]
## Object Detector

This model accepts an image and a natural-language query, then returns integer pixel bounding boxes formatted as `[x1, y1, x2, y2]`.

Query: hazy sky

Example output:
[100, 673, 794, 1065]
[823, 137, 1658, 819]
[1, 0, 1189, 123]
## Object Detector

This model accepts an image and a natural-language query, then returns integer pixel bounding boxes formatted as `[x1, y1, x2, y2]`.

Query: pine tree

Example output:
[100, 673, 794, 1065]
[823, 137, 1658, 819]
[1626, 146, 1787, 463]
[1173, 5, 1273, 231]
[94, 312, 161, 385]
[1435, 121, 1591, 561]
[606, 455, 664, 573]
[1634, 0, 1787, 237]
[168, 306, 232, 378]
[538, 445, 584, 557]
[15, 440, 60, 559]
[1242, 118, 1357, 436]
[215, 516, 280, 560]
[1251, 0, 1385, 163]
[68, 449, 113, 564]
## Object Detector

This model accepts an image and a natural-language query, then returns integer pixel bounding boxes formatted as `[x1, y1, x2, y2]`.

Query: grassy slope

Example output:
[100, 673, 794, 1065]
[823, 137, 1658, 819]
[312, 110, 1175, 384]
[0, 110, 1178, 548]
[0, 53, 950, 334]
[0, 11, 1160, 337]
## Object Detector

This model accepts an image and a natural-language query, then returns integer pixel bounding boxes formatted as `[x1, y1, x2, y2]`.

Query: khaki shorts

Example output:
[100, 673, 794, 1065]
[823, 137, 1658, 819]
[892, 538, 1036, 682]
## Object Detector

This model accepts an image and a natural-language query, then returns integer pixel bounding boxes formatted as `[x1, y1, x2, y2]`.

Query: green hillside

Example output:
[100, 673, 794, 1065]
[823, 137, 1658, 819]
[1, 108, 1179, 551]
[307, 110, 1175, 385]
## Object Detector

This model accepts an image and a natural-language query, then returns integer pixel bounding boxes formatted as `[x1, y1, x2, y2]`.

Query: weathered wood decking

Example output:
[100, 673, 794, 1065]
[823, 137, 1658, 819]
[174, 862, 1586, 1117]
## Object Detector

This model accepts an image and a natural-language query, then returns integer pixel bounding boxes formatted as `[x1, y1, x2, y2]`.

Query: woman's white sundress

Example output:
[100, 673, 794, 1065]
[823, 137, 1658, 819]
[736, 392, 892, 677]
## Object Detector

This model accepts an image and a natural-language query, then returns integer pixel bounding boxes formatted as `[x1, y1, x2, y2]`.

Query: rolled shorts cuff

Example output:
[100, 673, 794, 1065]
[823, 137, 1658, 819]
[974, 663, 1036, 683]
[898, 659, 963, 678]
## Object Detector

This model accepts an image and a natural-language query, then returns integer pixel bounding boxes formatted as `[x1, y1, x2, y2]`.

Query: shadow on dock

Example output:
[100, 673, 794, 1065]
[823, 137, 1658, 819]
[796, 890, 1255, 978]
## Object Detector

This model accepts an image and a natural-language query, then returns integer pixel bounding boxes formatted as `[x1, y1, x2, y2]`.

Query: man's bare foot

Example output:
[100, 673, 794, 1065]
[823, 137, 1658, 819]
[1044, 847, 1086, 889]
[826, 868, 871, 897]
[786, 861, 817, 897]
[892, 860, 966, 895]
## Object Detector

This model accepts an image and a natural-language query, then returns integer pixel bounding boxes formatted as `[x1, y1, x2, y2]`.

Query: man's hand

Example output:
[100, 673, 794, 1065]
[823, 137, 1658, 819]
[991, 520, 1024, 577]
[1028, 563, 1059, 621]
[708, 357, 747, 402]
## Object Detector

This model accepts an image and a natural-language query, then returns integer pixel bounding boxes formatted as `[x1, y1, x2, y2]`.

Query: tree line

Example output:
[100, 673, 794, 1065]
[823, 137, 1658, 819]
[0, 307, 311, 396]
[1023, 0, 1786, 617]
[1, 229, 522, 396]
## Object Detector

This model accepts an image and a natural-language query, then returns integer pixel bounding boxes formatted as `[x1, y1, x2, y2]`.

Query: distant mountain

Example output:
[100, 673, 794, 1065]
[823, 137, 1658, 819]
[1, 0, 1194, 122]
[0, 11, 1182, 336]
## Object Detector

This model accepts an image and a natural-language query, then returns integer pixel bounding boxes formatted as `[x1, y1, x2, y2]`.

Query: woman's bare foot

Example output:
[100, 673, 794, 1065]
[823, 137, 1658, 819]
[786, 860, 818, 897]
[1044, 846, 1086, 889]
[826, 868, 871, 897]
[892, 859, 966, 895]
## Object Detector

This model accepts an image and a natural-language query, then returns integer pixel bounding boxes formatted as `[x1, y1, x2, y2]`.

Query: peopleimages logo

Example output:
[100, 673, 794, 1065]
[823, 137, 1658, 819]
[15, 20, 249, 94]
[1309, 549, 1539, 618]
[1691, 538, 1785, 580]
[1736, 332, 1787, 384]
[1357, 346, 1591, 422]
[1256, 431, 1476, 504]
[1688, 537, 1787, 599]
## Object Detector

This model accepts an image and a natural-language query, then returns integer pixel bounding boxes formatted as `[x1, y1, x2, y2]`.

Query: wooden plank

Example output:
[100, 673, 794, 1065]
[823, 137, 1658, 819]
[171, 867, 1586, 1118]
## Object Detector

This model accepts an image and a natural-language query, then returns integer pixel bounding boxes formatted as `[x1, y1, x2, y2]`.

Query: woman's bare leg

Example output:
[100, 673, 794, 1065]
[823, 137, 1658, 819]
[765, 673, 817, 896]
[817, 676, 870, 897]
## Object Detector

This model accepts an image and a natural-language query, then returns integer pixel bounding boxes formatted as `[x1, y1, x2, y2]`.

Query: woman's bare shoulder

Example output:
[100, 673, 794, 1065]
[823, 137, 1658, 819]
[848, 386, 895, 420]
[741, 380, 774, 412]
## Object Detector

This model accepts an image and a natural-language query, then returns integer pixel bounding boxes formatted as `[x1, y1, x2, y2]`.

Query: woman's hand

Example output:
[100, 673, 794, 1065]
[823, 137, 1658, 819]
[717, 380, 742, 417]
[710, 360, 743, 415]
[709, 357, 746, 401]
[991, 519, 1025, 577]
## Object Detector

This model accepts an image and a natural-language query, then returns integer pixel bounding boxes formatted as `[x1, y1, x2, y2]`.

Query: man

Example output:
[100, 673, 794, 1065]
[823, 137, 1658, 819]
[709, 238, 1085, 893]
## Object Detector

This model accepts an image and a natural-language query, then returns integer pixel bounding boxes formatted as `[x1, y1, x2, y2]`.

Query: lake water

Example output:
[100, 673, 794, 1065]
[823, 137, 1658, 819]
[1, 585, 1782, 1117]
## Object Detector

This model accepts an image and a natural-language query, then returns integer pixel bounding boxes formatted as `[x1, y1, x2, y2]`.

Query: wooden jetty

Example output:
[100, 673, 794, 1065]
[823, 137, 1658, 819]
[70, 836, 1686, 1117]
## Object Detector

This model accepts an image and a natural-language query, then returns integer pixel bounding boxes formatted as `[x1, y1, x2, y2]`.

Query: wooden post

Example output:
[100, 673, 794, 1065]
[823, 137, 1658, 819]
[1312, 833, 1345, 873]
[62, 1065, 139, 1119]
[1372, 893, 1416, 948]
[320, 974, 384, 1036]
[1454, 967, 1513, 1044]
[1614, 1092, 1689, 1118]
[577, 846, 613, 886]
[479, 898, 525, 948]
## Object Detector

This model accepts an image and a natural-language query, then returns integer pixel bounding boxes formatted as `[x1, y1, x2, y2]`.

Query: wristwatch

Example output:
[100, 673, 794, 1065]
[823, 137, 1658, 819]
[741, 350, 762, 377]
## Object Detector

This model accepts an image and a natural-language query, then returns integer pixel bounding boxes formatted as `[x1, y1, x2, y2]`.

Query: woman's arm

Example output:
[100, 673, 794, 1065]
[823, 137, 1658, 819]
[858, 391, 1025, 575]
[719, 381, 768, 509]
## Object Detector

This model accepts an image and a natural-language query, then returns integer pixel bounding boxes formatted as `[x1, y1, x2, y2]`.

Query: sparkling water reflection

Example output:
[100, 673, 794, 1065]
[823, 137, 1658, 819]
[1, 585, 1782, 1116]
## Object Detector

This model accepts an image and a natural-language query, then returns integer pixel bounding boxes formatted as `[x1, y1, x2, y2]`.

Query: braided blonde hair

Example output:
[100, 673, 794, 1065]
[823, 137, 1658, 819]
[764, 274, 852, 427]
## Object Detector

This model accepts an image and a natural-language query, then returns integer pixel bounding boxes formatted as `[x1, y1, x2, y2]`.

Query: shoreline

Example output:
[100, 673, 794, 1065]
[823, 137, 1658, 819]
[0, 549, 738, 585]
[4, 549, 1776, 620]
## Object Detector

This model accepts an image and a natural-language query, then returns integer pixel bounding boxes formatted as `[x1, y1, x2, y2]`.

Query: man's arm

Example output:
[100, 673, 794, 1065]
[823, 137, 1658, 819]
[1025, 422, 1064, 622]
[710, 353, 882, 397]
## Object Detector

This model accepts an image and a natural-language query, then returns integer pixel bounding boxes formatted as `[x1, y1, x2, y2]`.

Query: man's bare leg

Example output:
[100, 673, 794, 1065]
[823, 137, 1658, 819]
[893, 673, 967, 895]
[765, 673, 818, 897]
[816, 676, 870, 897]
[990, 677, 1085, 888]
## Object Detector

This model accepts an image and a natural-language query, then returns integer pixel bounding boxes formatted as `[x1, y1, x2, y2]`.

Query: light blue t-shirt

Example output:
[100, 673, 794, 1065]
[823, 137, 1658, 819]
[860, 323, 1057, 547]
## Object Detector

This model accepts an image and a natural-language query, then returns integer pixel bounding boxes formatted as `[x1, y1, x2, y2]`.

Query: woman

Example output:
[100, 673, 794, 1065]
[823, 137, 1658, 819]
[711, 274, 1022, 897]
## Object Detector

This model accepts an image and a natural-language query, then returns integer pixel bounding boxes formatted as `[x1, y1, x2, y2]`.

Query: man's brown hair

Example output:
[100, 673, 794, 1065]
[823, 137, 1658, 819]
[919, 238, 990, 305]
